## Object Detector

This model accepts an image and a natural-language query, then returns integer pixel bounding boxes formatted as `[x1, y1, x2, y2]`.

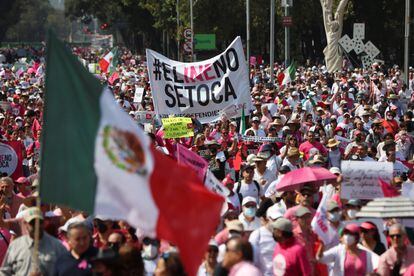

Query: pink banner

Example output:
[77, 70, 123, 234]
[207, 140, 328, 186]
[176, 143, 208, 181]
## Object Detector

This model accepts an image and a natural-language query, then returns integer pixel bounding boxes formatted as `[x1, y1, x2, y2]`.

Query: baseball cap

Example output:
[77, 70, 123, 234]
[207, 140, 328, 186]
[226, 220, 244, 232]
[23, 207, 43, 223]
[295, 206, 311, 217]
[327, 200, 340, 212]
[58, 216, 84, 232]
[266, 205, 284, 220]
[15, 177, 29, 185]
[252, 116, 260, 122]
[270, 217, 292, 232]
[329, 167, 341, 175]
[344, 223, 360, 234]
[360, 221, 377, 231]
[346, 199, 362, 207]
[242, 196, 257, 206]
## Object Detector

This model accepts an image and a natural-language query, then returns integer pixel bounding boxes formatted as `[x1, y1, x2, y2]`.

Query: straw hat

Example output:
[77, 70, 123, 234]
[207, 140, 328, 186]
[327, 138, 340, 148]
[287, 147, 300, 157]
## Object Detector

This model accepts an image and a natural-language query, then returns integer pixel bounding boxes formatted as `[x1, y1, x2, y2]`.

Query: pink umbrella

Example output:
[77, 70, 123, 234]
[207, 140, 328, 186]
[276, 167, 337, 192]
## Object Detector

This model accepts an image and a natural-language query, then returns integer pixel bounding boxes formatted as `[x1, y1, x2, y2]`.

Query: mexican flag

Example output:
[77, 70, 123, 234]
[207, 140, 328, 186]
[40, 32, 223, 276]
[280, 62, 296, 86]
[98, 47, 118, 73]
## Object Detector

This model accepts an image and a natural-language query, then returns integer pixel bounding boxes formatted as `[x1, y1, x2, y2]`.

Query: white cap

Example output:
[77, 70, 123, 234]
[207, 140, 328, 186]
[242, 196, 257, 206]
[329, 167, 341, 175]
[266, 204, 284, 220]
[58, 216, 84, 232]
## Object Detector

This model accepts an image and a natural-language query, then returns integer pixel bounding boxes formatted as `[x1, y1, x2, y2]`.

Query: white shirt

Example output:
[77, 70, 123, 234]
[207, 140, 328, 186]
[266, 155, 282, 176]
[249, 226, 276, 276]
[238, 213, 261, 232]
[281, 158, 300, 172]
[233, 180, 262, 202]
[254, 168, 277, 193]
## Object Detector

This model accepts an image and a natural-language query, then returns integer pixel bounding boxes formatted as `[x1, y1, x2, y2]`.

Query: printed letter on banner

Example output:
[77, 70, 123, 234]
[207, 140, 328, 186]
[146, 37, 252, 123]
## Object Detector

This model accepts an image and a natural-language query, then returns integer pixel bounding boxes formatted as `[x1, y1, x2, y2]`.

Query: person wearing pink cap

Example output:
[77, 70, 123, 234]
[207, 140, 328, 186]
[14, 177, 31, 197]
[317, 223, 379, 276]
[360, 221, 386, 256]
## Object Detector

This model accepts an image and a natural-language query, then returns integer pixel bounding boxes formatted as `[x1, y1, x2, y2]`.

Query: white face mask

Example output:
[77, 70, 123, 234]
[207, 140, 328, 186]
[343, 234, 356, 246]
[327, 211, 341, 222]
[142, 245, 158, 259]
[347, 209, 358, 219]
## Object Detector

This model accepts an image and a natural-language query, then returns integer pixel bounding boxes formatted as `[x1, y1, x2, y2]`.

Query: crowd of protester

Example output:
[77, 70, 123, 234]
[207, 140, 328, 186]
[0, 44, 414, 275]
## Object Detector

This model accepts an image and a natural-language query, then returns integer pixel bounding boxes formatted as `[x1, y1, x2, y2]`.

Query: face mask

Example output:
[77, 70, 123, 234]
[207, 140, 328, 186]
[327, 211, 341, 222]
[347, 209, 358, 219]
[96, 221, 108, 234]
[343, 234, 356, 245]
[387, 115, 393, 120]
[142, 245, 158, 259]
[243, 207, 256, 218]
[337, 131, 343, 136]
[16, 121, 22, 127]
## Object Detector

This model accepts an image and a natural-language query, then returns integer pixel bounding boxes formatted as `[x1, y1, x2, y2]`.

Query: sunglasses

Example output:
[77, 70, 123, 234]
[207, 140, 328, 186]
[389, 234, 402, 239]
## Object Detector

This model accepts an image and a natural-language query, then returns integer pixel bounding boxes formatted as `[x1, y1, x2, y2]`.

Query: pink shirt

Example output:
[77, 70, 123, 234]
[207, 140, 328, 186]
[378, 245, 414, 275]
[299, 141, 328, 160]
[273, 237, 312, 276]
[344, 250, 367, 276]
[229, 261, 262, 276]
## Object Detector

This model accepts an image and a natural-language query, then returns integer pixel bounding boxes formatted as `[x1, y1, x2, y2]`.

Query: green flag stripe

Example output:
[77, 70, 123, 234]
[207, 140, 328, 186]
[40, 31, 103, 213]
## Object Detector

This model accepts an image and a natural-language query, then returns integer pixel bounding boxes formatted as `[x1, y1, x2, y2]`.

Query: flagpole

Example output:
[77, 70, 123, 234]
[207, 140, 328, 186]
[31, 195, 41, 273]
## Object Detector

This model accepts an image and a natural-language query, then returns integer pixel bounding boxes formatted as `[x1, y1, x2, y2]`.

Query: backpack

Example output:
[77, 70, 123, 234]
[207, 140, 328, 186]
[235, 180, 261, 205]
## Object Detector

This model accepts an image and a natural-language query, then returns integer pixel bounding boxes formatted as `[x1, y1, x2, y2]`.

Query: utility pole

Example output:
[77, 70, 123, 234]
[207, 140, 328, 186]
[246, 0, 250, 67]
[270, 0, 275, 83]
[404, 0, 410, 83]
[177, 0, 180, 61]
[284, 2, 290, 66]
[190, 0, 194, 61]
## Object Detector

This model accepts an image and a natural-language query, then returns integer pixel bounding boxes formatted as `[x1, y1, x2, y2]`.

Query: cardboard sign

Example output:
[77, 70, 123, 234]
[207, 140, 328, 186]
[147, 36, 252, 123]
[353, 23, 365, 40]
[361, 55, 374, 69]
[341, 161, 393, 199]
[0, 141, 23, 180]
[135, 111, 155, 124]
[176, 143, 208, 181]
[353, 39, 365, 55]
[364, 41, 380, 58]
[133, 87, 144, 103]
[162, 117, 194, 139]
[339, 35, 354, 53]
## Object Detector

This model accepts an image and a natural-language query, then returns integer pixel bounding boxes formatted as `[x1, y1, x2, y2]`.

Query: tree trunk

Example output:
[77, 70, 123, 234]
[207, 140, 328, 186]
[320, 0, 349, 73]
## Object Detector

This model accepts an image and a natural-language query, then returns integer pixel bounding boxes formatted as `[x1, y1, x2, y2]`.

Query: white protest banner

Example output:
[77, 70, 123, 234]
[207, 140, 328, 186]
[146, 37, 252, 123]
[311, 185, 337, 245]
[133, 87, 144, 103]
[241, 135, 284, 143]
[341, 161, 393, 199]
[204, 170, 230, 197]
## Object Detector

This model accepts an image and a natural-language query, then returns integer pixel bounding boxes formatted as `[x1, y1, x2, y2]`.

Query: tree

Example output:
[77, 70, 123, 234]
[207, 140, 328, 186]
[320, 0, 349, 72]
